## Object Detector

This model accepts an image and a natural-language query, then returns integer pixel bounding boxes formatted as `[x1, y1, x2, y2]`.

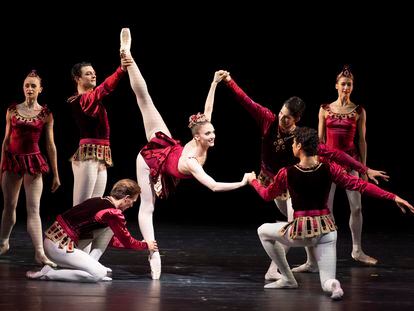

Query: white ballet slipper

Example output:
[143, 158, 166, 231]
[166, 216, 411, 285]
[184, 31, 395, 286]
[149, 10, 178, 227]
[149, 252, 161, 280]
[264, 278, 298, 289]
[120, 28, 131, 57]
[26, 265, 53, 280]
[291, 262, 319, 273]
[265, 269, 282, 280]
[330, 280, 344, 300]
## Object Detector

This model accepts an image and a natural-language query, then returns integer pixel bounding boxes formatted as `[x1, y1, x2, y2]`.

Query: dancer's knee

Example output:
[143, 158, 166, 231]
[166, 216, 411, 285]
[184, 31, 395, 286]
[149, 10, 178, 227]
[257, 223, 271, 240]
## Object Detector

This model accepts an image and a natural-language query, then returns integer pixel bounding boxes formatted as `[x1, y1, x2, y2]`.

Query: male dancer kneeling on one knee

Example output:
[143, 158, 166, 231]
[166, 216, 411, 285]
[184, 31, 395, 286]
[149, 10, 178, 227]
[26, 179, 157, 282]
[247, 127, 414, 300]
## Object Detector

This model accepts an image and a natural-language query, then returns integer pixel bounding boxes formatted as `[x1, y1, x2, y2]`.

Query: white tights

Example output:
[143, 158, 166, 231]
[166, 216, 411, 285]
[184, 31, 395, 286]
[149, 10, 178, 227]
[43, 238, 107, 282]
[136, 154, 156, 243]
[128, 59, 170, 250]
[72, 160, 107, 206]
[72, 160, 110, 256]
[328, 170, 364, 254]
[0, 171, 49, 263]
[127, 61, 170, 141]
[258, 222, 339, 294]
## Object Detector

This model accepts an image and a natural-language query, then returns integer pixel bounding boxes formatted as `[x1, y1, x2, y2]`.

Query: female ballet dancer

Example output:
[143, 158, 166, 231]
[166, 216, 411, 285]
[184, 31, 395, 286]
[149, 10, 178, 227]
[120, 28, 250, 279]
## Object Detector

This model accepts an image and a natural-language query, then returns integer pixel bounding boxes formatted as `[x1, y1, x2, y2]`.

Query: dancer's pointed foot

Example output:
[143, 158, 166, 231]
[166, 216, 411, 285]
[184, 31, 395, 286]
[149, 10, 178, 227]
[149, 251, 161, 280]
[330, 280, 344, 300]
[120, 28, 131, 57]
[0, 241, 10, 255]
[351, 251, 378, 265]
[35, 254, 57, 268]
[264, 278, 298, 289]
[291, 262, 319, 273]
[26, 265, 53, 280]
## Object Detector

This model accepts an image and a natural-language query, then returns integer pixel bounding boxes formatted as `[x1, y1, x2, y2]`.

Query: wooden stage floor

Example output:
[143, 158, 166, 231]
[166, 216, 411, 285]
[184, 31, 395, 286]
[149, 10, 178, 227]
[1, 222, 414, 311]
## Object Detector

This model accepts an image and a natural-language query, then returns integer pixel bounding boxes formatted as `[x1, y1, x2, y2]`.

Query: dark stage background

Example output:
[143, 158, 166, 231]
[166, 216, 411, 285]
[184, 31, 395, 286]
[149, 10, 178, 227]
[0, 4, 412, 232]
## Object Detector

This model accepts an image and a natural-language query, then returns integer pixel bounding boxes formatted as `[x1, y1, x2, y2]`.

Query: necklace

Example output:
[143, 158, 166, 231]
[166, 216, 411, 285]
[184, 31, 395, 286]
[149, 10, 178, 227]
[273, 127, 295, 152]
[295, 161, 321, 171]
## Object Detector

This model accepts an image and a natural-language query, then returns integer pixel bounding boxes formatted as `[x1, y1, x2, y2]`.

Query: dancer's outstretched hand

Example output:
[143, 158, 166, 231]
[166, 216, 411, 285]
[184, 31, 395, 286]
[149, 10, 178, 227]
[366, 168, 390, 184]
[395, 196, 414, 214]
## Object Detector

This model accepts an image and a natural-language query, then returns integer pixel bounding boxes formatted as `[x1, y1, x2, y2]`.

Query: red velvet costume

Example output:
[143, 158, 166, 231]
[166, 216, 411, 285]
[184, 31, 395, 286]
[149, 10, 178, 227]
[225, 80, 368, 186]
[140, 131, 193, 199]
[2, 104, 50, 175]
[67, 67, 126, 166]
[251, 161, 395, 238]
[51, 197, 147, 250]
[321, 104, 362, 159]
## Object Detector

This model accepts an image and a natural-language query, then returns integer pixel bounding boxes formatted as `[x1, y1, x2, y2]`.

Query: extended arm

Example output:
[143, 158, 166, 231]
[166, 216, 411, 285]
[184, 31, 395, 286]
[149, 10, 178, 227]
[249, 167, 288, 201]
[223, 73, 275, 134]
[318, 144, 389, 184]
[79, 66, 126, 116]
[102, 209, 152, 250]
[329, 162, 414, 214]
[203, 70, 227, 121]
[186, 158, 249, 192]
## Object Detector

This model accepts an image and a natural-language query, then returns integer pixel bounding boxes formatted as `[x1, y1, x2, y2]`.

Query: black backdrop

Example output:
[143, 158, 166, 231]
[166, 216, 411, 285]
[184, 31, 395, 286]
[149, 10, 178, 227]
[0, 3, 412, 231]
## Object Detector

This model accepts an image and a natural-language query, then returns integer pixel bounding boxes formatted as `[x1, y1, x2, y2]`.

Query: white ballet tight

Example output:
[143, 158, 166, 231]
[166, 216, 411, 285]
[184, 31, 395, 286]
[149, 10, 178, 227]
[0, 171, 48, 262]
[328, 170, 364, 254]
[72, 160, 107, 206]
[127, 61, 170, 141]
[127, 59, 169, 250]
[258, 222, 339, 294]
[72, 160, 109, 255]
[136, 154, 156, 243]
[43, 238, 107, 282]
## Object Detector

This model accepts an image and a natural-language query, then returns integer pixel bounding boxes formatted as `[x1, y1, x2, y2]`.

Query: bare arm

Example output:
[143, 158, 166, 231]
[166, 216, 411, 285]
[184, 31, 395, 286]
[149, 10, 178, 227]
[357, 107, 367, 165]
[318, 106, 326, 143]
[203, 70, 227, 121]
[186, 158, 249, 192]
[44, 113, 61, 192]
[0, 111, 12, 185]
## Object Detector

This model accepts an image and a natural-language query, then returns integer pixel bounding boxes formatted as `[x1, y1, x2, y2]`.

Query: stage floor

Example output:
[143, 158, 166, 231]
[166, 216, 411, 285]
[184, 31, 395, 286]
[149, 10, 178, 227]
[1, 222, 414, 311]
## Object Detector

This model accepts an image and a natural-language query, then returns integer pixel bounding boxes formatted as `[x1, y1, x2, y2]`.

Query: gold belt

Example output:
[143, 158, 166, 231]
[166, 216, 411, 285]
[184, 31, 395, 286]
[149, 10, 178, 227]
[45, 221, 74, 253]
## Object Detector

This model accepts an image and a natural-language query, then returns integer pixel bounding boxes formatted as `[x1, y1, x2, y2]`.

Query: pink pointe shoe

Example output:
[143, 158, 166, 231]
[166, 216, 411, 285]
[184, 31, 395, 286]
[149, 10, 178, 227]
[120, 28, 131, 57]
[26, 265, 53, 280]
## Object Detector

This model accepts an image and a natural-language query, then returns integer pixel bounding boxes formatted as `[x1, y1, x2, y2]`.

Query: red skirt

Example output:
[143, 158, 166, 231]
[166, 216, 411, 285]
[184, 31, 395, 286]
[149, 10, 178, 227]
[2, 151, 49, 175]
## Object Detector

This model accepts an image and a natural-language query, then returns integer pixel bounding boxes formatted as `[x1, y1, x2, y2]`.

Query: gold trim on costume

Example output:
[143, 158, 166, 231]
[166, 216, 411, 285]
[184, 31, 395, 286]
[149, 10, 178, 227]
[45, 221, 74, 253]
[280, 214, 337, 240]
[70, 144, 113, 167]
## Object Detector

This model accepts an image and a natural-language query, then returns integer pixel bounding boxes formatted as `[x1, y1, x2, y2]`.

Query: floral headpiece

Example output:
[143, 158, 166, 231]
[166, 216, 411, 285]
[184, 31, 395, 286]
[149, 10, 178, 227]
[336, 64, 354, 81]
[188, 112, 209, 128]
